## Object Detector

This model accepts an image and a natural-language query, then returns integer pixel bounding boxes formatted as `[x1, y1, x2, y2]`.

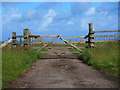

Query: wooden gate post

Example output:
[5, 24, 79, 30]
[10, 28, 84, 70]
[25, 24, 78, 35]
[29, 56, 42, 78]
[88, 23, 94, 48]
[12, 32, 17, 47]
[23, 29, 31, 48]
[20, 37, 22, 47]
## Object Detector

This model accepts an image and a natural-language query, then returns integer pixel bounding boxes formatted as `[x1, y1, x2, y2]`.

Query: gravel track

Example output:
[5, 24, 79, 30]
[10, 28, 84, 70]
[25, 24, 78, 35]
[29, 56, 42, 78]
[7, 47, 118, 88]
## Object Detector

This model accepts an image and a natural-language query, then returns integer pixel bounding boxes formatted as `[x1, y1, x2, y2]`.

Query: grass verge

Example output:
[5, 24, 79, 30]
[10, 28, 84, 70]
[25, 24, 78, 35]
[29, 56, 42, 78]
[78, 42, 119, 77]
[2, 47, 42, 87]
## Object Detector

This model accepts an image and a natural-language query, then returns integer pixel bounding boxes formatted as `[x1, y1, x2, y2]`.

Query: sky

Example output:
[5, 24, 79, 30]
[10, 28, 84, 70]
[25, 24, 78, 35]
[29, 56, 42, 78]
[1, 2, 118, 41]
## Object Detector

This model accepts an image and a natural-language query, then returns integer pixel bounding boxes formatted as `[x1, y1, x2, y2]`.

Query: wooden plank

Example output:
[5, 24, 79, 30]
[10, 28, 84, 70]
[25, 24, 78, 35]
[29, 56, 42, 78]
[39, 36, 59, 49]
[0, 38, 13, 48]
[63, 36, 85, 39]
[32, 41, 85, 44]
[32, 42, 46, 44]
[95, 30, 120, 33]
[94, 40, 119, 42]
[94, 35, 120, 38]
[17, 35, 86, 38]
[78, 35, 89, 42]
[37, 35, 59, 52]
[29, 35, 58, 38]
[16, 35, 88, 39]
[52, 41, 84, 44]
[59, 36, 83, 53]
[16, 36, 23, 38]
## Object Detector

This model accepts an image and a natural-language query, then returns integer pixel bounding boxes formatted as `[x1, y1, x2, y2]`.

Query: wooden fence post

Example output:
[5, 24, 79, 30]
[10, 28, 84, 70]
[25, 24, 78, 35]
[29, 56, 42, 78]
[20, 37, 22, 47]
[23, 29, 31, 48]
[88, 23, 94, 48]
[12, 32, 17, 47]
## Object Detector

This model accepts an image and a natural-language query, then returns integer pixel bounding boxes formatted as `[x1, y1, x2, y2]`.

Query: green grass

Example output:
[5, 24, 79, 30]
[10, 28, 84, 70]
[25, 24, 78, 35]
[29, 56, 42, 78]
[48, 44, 71, 47]
[76, 43, 87, 47]
[32, 48, 48, 52]
[2, 47, 42, 87]
[0, 42, 2, 45]
[0, 41, 4, 44]
[70, 48, 80, 52]
[70, 48, 85, 52]
[79, 42, 119, 77]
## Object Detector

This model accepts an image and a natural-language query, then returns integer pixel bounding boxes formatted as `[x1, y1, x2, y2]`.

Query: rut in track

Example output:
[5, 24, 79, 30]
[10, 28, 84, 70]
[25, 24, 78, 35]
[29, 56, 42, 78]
[7, 47, 118, 88]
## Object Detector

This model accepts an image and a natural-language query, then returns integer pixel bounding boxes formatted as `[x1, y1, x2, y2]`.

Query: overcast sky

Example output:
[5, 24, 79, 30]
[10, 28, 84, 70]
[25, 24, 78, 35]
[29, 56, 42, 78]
[2, 2, 118, 41]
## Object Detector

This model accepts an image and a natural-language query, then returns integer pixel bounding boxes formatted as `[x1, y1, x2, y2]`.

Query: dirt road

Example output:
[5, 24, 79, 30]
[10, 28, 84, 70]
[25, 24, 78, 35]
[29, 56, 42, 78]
[7, 47, 118, 88]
